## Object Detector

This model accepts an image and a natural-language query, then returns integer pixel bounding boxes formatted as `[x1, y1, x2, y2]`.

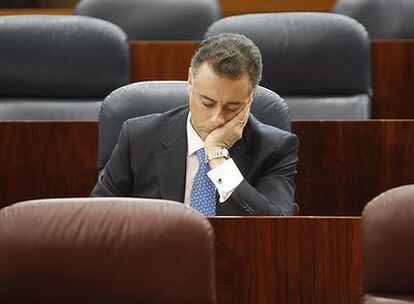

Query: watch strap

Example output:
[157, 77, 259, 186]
[205, 147, 229, 164]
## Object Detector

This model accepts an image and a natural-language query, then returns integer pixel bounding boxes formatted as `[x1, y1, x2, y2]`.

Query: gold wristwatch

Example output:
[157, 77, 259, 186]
[205, 147, 230, 164]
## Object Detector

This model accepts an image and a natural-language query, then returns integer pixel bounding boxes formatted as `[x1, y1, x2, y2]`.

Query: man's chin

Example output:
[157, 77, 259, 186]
[193, 127, 208, 141]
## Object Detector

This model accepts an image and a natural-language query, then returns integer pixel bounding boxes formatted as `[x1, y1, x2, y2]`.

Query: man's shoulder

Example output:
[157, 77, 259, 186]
[246, 117, 299, 159]
[249, 115, 297, 143]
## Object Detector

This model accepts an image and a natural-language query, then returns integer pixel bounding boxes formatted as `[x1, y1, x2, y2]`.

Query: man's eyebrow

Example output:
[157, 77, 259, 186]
[200, 94, 245, 105]
[227, 101, 243, 105]
[200, 94, 217, 103]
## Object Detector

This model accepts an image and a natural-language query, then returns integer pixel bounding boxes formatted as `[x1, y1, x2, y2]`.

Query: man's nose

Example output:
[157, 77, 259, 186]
[210, 109, 226, 126]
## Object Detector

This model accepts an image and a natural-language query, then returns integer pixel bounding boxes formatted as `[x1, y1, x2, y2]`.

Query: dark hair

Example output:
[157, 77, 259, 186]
[190, 33, 263, 89]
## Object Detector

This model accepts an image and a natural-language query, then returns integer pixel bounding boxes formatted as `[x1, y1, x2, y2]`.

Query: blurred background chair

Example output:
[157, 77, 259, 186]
[96, 80, 291, 172]
[361, 185, 414, 304]
[0, 197, 216, 304]
[334, 0, 414, 39]
[206, 12, 372, 119]
[0, 15, 129, 120]
[75, 0, 222, 40]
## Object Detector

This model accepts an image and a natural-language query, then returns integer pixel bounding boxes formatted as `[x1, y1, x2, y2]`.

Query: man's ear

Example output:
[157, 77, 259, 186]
[187, 68, 192, 85]
[187, 68, 193, 96]
[248, 88, 256, 104]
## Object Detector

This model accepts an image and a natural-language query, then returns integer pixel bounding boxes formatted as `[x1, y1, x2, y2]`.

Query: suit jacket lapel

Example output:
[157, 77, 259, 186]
[155, 108, 188, 203]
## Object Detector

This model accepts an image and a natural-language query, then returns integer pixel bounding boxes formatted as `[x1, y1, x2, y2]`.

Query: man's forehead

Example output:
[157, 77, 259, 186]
[199, 92, 250, 105]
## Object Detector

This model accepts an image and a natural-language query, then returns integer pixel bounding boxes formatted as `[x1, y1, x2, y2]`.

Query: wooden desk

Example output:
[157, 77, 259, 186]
[129, 41, 198, 82]
[219, 0, 336, 16]
[371, 40, 414, 119]
[293, 120, 414, 215]
[0, 121, 97, 207]
[210, 216, 361, 304]
[1, 120, 413, 215]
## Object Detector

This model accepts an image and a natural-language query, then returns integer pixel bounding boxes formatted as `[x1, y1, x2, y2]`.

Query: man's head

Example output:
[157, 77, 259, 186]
[187, 33, 263, 140]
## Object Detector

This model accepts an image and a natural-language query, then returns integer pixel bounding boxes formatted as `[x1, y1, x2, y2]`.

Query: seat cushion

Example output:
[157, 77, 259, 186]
[0, 15, 129, 98]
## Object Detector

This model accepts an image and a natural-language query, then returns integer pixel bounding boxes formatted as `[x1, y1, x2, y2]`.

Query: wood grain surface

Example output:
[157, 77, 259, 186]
[0, 121, 97, 208]
[129, 41, 198, 82]
[371, 40, 414, 119]
[1, 120, 413, 215]
[219, 0, 336, 16]
[293, 120, 414, 215]
[210, 216, 361, 304]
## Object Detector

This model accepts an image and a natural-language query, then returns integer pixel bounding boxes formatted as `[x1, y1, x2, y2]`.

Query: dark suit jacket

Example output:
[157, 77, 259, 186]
[91, 105, 299, 215]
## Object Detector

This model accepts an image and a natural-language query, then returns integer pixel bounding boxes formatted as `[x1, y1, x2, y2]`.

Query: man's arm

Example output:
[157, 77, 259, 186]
[90, 121, 133, 197]
[204, 101, 299, 215]
[221, 133, 299, 216]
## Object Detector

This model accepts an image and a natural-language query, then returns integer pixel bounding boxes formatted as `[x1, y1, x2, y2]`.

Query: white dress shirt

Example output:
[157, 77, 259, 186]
[184, 113, 244, 206]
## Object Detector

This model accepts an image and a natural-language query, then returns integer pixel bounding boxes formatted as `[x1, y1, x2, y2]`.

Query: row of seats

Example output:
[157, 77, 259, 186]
[74, 0, 414, 40]
[0, 12, 371, 120]
[1, 185, 413, 303]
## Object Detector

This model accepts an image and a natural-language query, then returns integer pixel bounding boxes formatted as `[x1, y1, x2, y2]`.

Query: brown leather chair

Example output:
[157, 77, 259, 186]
[361, 185, 414, 304]
[0, 198, 216, 304]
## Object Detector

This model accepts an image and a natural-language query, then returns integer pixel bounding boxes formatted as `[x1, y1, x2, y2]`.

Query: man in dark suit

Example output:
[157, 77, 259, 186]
[91, 33, 299, 216]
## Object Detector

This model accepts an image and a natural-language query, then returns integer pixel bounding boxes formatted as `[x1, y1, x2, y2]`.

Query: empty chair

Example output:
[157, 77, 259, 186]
[97, 80, 291, 172]
[0, 197, 216, 303]
[206, 13, 371, 119]
[75, 0, 222, 40]
[0, 15, 129, 120]
[334, 0, 414, 39]
[361, 185, 414, 303]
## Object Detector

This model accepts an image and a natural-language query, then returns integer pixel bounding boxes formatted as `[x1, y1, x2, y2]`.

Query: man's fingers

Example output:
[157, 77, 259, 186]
[240, 103, 251, 124]
[232, 102, 250, 124]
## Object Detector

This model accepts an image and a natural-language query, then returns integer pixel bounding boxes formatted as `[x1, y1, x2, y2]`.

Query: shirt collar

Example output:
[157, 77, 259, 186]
[186, 112, 204, 156]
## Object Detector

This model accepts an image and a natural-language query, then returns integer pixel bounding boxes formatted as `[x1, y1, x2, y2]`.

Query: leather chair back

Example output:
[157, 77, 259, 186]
[75, 0, 221, 40]
[0, 15, 129, 120]
[334, 0, 414, 39]
[0, 198, 216, 304]
[97, 81, 291, 171]
[206, 12, 371, 119]
[361, 185, 414, 303]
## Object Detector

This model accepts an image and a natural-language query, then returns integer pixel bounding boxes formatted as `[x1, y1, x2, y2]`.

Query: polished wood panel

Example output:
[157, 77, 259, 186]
[129, 41, 198, 82]
[293, 120, 414, 215]
[0, 8, 73, 15]
[371, 40, 414, 119]
[0, 122, 97, 208]
[210, 217, 361, 304]
[1, 121, 413, 215]
[219, 0, 336, 16]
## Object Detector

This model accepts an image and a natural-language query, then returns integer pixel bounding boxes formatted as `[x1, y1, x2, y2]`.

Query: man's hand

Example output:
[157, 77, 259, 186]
[204, 102, 251, 168]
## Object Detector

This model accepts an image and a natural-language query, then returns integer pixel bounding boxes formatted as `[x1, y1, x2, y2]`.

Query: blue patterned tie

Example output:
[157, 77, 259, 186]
[190, 148, 216, 216]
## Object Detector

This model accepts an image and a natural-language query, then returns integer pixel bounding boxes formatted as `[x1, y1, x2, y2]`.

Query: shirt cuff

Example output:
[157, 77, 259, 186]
[207, 158, 244, 203]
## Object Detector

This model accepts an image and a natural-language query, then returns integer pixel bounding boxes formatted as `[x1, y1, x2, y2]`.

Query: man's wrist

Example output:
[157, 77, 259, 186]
[204, 146, 229, 168]
[204, 144, 222, 155]
[208, 157, 227, 169]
